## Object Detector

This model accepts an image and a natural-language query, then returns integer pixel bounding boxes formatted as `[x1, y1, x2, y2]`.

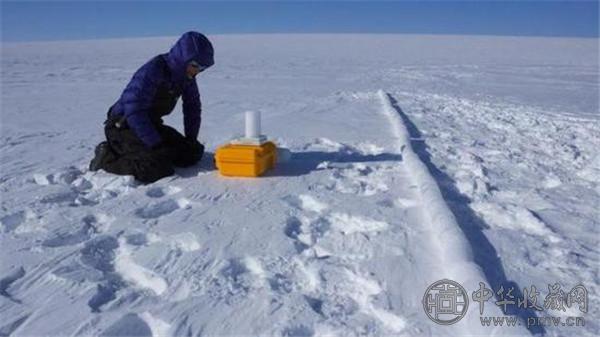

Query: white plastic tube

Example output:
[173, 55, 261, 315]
[245, 110, 261, 139]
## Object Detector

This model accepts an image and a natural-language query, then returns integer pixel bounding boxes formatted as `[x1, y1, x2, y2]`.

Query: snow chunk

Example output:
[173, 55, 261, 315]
[243, 256, 266, 280]
[298, 194, 328, 213]
[33, 173, 53, 185]
[169, 232, 201, 252]
[139, 312, 171, 337]
[355, 142, 385, 155]
[329, 212, 389, 235]
[115, 238, 168, 295]
[340, 268, 406, 333]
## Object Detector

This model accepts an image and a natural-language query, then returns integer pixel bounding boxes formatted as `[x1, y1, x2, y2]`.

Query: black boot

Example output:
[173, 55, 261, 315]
[89, 141, 114, 171]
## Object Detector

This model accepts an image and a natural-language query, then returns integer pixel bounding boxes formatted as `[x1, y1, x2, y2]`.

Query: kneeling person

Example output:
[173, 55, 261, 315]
[90, 31, 214, 183]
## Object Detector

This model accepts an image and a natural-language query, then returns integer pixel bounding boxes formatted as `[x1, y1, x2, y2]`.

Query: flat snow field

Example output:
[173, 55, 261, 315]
[1, 34, 599, 336]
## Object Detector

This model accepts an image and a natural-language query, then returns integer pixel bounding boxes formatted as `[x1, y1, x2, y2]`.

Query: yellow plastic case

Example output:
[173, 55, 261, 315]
[215, 141, 277, 177]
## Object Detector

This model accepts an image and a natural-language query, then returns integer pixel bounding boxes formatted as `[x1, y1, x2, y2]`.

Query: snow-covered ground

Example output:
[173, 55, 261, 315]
[1, 34, 598, 336]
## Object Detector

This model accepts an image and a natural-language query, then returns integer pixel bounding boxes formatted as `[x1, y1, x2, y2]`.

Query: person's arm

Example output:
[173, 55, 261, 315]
[120, 61, 162, 148]
[182, 79, 201, 141]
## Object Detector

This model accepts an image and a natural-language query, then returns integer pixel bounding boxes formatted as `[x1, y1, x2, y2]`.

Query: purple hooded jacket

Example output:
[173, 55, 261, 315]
[109, 31, 214, 148]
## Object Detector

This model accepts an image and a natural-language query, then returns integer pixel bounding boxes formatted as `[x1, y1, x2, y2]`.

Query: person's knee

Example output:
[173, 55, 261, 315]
[104, 152, 175, 184]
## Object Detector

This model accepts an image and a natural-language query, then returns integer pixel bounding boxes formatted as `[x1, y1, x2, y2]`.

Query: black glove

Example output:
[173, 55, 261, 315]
[172, 138, 204, 167]
[185, 138, 204, 158]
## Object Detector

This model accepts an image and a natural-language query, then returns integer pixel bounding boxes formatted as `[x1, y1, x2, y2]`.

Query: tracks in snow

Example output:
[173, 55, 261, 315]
[0, 90, 528, 336]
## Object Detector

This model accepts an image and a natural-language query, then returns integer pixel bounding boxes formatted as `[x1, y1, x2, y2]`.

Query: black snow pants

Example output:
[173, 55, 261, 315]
[101, 112, 203, 183]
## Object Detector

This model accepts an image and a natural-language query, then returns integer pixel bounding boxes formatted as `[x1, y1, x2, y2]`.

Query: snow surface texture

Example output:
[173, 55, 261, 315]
[1, 35, 598, 336]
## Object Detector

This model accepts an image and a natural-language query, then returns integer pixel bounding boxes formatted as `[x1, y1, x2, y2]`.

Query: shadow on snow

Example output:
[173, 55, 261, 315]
[174, 150, 403, 178]
[270, 151, 402, 177]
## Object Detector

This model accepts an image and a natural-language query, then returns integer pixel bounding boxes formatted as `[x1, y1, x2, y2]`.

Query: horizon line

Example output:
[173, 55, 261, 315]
[3, 31, 599, 44]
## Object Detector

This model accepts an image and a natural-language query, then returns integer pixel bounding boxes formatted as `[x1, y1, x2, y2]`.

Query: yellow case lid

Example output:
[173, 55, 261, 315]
[215, 142, 276, 162]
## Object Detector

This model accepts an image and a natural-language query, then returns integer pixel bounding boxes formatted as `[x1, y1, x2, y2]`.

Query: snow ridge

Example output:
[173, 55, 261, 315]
[377, 90, 525, 335]
[378, 90, 473, 275]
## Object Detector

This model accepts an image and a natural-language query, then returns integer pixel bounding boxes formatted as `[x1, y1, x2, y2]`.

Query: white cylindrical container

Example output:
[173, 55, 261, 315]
[245, 110, 261, 139]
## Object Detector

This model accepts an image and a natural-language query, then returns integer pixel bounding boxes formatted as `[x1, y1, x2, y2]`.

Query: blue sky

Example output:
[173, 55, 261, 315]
[2, 1, 598, 42]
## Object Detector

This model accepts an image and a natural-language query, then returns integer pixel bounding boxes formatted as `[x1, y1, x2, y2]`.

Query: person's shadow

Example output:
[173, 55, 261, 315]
[174, 150, 403, 178]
